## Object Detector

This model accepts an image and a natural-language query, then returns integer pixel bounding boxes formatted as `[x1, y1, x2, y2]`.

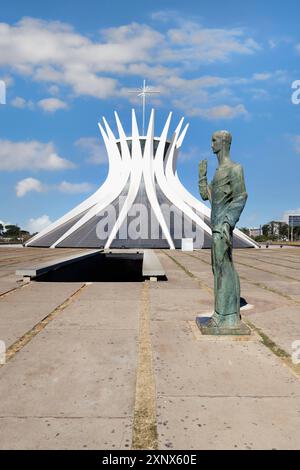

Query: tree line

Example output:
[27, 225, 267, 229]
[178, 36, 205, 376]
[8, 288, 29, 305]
[0, 224, 33, 243]
[240, 221, 300, 243]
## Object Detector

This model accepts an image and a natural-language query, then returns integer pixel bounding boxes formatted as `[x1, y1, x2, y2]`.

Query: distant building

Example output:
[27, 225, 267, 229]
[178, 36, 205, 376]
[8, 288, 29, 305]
[288, 215, 300, 227]
[270, 221, 281, 236]
[249, 227, 262, 238]
[263, 221, 288, 239]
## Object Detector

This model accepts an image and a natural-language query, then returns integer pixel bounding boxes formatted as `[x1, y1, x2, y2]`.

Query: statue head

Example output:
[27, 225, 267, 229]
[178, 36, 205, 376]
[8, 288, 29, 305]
[211, 130, 232, 155]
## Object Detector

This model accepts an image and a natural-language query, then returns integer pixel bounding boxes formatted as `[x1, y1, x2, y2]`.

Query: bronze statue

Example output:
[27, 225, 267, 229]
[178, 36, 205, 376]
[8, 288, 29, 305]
[197, 130, 250, 335]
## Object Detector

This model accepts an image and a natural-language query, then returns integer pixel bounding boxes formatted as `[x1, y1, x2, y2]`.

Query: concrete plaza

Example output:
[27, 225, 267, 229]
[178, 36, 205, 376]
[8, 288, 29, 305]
[0, 246, 300, 449]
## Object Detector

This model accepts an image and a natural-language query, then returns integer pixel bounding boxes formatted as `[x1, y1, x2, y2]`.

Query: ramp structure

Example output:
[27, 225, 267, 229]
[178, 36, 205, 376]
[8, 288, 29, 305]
[26, 109, 257, 250]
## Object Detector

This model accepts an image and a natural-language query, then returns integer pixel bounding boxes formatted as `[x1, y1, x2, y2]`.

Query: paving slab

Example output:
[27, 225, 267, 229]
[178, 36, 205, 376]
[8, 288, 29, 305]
[247, 306, 300, 354]
[0, 328, 137, 418]
[246, 264, 300, 275]
[157, 396, 300, 450]
[0, 282, 84, 347]
[240, 284, 289, 312]
[260, 280, 300, 296]
[47, 298, 140, 331]
[237, 254, 300, 271]
[0, 417, 132, 450]
[234, 265, 285, 283]
[149, 287, 212, 322]
[0, 279, 20, 296]
[147, 256, 201, 288]
[151, 320, 300, 398]
[78, 282, 142, 301]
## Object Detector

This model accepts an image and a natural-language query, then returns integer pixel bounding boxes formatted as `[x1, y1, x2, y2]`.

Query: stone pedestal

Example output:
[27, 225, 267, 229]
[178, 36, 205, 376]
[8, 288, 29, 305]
[196, 316, 251, 336]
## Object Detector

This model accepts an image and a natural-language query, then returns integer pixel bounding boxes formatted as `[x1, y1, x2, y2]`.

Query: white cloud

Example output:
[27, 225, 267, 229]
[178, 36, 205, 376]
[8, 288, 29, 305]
[56, 181, 94, 194]
[0, 18, 159, 98]
[25, 215, 52, 234]
[0, 139, 74, 171]
[75, 137, 107, 165]
[151, 10, 180, 23]
[179, 146, 204, 162]
[248, 70, 289, 87]
[198, 104, 248, 120]
[48, 85, 60, 95]
[16, 177, 45, 197]
[157, 75, 256, 118]
[252, 73, 272, 81]
[38, 97, 68, 112]
[11, 96, 25, 108]
[0, 75, 14, 87]
[249, 88, 269, 100]
[269, 37, 292, 50]
[273, 69, 289, 83]
[173, 102, 248, 120]
[0, 80, 5, 104]
[0, 17, 259, 101]
[15, 177, 93, 197]
[164, 75, 228, 92]
[11, 96, 34, 109]
[268, 39, 277, 49]
[0, 16, 265, 120]
[163, 23, 260, 63]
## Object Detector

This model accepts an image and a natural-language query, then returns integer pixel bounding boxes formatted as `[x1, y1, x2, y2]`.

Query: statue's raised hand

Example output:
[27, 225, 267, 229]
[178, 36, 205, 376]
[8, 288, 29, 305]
[199, 159, 208, 178]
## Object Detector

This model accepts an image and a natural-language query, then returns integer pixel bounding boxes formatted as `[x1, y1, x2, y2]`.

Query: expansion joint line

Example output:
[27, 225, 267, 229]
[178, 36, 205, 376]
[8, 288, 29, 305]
[1, 283, 87, 366]
[233, 258, 300, 283]
[132, 281, 158, 450]
[244, 320, 300, 380]
[236, 253, 300, 271]
[0, 281, 31, 299]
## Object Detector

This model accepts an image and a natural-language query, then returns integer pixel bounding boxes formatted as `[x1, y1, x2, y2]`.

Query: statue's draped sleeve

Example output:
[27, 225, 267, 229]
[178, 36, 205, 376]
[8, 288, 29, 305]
[224, 164, 248, 229]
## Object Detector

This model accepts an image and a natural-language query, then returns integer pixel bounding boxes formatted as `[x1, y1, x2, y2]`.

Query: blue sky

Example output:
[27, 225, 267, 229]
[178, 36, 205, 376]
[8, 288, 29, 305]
[0, 0, 300, 232]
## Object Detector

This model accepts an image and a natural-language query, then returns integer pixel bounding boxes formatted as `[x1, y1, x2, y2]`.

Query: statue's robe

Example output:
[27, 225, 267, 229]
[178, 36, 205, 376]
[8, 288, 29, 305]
[199, 162, 247, 320]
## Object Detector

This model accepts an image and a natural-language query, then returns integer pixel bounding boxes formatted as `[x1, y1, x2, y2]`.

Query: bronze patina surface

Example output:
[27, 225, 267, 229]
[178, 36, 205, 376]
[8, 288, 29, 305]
[197, 131, 251, 335]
